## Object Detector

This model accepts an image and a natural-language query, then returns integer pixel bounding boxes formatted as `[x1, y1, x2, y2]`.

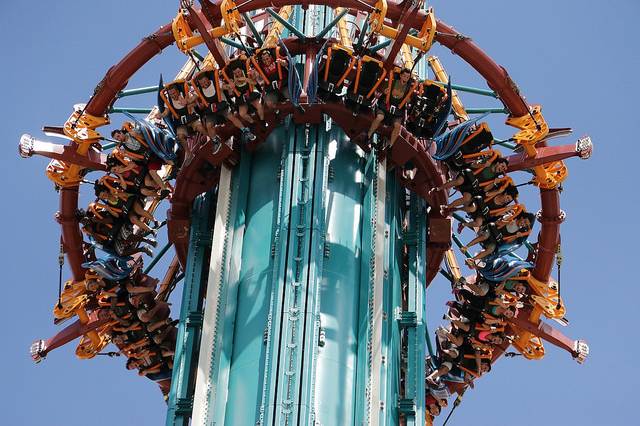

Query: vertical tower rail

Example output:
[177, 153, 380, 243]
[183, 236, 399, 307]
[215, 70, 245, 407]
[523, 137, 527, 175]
[191, 164, 234, 424]
[401, 193, 427, 425]
[166, 191, 215, 425]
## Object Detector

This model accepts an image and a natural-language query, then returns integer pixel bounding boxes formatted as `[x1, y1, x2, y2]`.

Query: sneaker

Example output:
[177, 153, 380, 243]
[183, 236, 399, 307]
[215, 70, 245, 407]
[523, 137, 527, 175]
[141, 246, 153, 257]
[212, 136, 222, 153]
[242, 128, 256, 142]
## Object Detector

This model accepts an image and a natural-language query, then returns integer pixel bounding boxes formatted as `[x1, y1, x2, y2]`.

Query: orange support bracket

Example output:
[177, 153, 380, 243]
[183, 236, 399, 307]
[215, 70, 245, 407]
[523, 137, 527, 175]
[30, 309, 111, 363]
[509, 313, 588, 363]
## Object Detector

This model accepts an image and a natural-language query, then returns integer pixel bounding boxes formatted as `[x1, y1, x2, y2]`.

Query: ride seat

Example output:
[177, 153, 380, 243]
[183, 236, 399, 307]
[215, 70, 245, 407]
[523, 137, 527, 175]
[345, 56, 386, 112]
[318, 44, 355, 99]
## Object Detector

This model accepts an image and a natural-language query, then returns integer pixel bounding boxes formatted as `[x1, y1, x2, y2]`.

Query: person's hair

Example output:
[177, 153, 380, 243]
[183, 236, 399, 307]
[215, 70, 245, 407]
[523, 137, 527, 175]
[503, 185, 519, 199]
[481, 360, 492, 372]
[516, 211, 536, 228]
[93, 182, 107, 198]
[110, 129, 123, 138]
[166, 84, 181, 94]
[125, 358, 137, 369]
[106, 156, 119, 168]
[400, 68, 411, 75]
[494, 157, 508, 167]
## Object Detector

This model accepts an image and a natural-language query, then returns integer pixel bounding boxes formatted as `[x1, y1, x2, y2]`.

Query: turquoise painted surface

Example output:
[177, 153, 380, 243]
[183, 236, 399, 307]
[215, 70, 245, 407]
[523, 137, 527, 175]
[173, 124, 428, 425]
[224, 134, 284, 426]
[315, 132, 366, 425]
[166, 192, 214, 426]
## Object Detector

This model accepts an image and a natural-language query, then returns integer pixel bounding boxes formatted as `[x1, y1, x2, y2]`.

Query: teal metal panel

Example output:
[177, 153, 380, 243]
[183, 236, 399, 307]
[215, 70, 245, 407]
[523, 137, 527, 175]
[259, 119, 298, 426]
[271, 123, 320, 425]
[354, 149, 379, 425]
[224, 133, 285, 426]
[381, 173, 403, 426]
[168, 123, 429, 426]
[166, 191, 215, 426]
[404, 193, 427, 426]
[297, 122, 330, 425]
[314, 127, 365, 425]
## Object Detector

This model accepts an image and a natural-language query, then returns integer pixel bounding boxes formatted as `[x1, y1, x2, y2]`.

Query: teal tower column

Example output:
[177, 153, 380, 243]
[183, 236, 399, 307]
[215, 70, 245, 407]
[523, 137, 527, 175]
[165, 116, 431, 425]
[167, 7, 430, 425]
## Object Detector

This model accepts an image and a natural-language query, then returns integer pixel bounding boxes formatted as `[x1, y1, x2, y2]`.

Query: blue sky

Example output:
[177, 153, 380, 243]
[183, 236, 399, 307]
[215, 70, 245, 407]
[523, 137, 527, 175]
[1, 1, 637, 425]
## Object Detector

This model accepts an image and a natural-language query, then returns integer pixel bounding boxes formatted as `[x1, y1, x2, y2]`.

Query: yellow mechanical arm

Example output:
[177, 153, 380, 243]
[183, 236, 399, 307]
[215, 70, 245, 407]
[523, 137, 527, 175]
[172, 0, 242, 52]
[368, 0, 436, 52]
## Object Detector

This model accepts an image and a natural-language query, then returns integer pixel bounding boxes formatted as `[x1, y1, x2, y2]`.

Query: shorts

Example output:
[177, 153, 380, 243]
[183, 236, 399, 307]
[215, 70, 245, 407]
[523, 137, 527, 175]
[377, 104, 405, 124]
[148, 158, 163, 170]
[264, 86, 288, 103]
[171, 113, 199, 128]
[235, 90, 260, 106]
[202, 101, 230, 123]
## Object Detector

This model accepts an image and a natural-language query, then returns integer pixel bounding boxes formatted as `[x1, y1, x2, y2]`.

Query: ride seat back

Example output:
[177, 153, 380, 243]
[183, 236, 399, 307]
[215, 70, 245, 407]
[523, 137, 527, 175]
[460, 123, 494, 155]
[345, 56, 386, 109]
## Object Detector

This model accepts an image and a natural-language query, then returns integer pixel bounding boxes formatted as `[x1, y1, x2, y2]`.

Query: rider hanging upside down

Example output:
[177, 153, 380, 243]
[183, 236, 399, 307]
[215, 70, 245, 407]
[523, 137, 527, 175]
[110, 127, 168, 193]
[94, 182, 159, 234]
[366, 68, 417, 148]
[191, 68, 256, 145]
[464, 211, 536, 268]
[431, 157, 509, 196]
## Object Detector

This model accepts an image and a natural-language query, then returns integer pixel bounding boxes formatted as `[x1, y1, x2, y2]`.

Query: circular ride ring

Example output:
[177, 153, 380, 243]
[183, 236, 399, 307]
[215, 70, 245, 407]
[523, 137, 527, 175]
[62, 2, 555, 285]
[40, 0, 590, 413]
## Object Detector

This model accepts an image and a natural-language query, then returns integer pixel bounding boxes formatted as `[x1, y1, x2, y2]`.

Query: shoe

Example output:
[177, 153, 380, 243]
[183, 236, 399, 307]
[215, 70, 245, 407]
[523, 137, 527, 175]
[426, 376, 439, 387]
[242, 128, 256, 142]
[212, 136, 222, 153]
[146, 238, 158, 248]
[141, 246, 153, 257]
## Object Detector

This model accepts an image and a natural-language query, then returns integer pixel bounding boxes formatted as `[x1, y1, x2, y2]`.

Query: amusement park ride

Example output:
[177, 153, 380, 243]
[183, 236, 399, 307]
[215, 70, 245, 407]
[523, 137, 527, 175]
[20, 1, 593, 424]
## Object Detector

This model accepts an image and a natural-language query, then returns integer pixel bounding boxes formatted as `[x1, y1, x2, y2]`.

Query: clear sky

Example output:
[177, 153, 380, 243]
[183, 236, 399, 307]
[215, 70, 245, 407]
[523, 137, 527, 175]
[1, 1, 637, 425]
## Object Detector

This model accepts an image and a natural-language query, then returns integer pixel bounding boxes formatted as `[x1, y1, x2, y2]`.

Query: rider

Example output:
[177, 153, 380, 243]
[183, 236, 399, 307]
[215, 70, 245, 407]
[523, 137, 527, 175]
[366, 68, 416, 149]
[223, 60, 265, 126]
[157, 82, 204, 143]
[250, 48, 289, 111]
[192, 69, 256, 144]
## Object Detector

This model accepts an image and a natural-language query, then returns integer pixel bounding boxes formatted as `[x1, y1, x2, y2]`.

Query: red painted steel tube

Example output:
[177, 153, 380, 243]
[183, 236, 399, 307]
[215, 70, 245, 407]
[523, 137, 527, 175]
[85, 24, 175, 116]
[59, 187, 86, 280]
[431, 20, 529, 118]
[534, 189, 562, 281]
[37, 310, 111, 359]
[507, 144, 579, 172]
[60, 23, 175, 280]
[59, 2, 558, 287]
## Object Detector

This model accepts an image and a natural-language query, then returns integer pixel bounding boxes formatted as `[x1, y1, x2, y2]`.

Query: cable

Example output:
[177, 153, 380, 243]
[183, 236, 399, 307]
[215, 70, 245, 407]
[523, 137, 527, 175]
[442, 389, 465, 426]
[57, 239, 65, 309]
[556, 235, 562, 310]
